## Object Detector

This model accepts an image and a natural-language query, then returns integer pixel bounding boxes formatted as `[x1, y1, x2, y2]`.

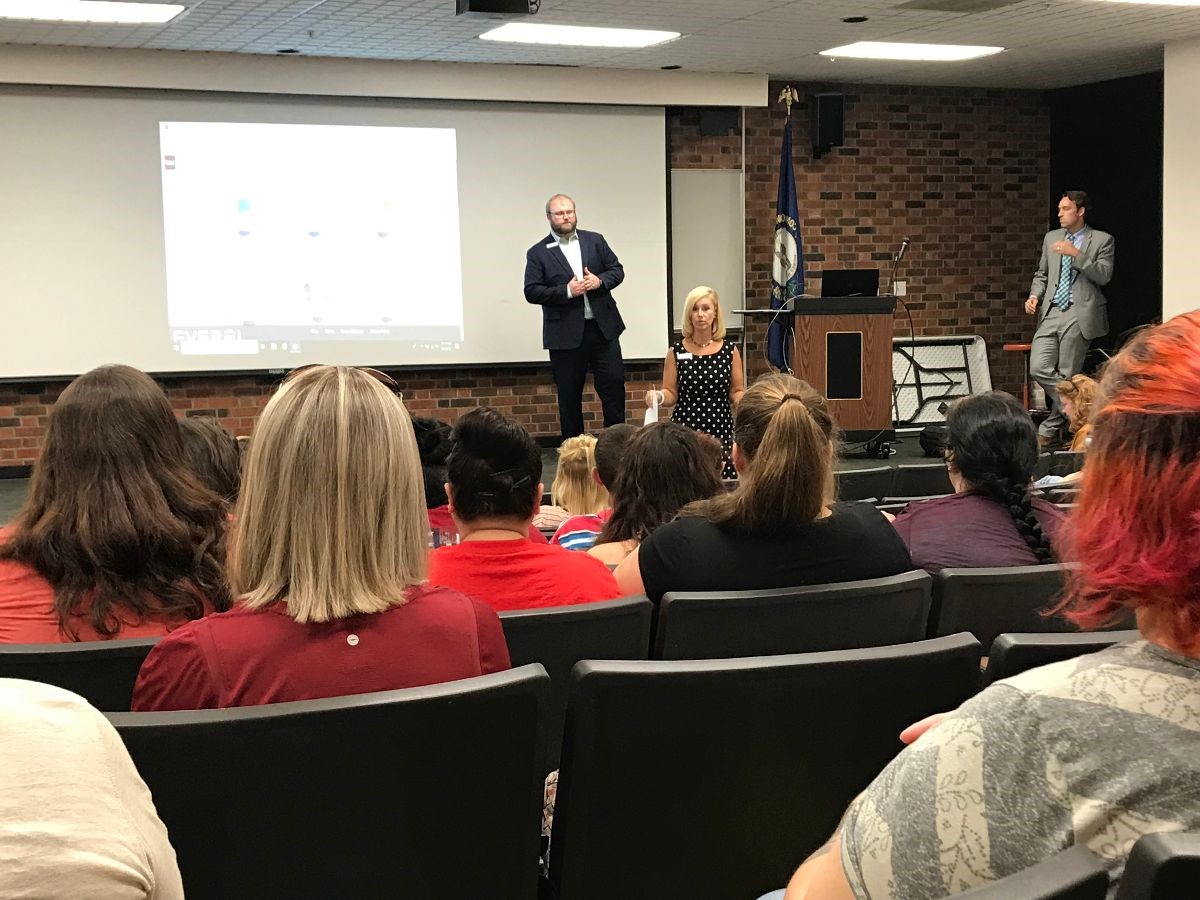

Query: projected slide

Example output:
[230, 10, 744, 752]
[159, 122, 464, 356]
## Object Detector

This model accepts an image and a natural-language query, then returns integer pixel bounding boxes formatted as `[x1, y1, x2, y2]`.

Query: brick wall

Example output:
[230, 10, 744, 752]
[672, 82, 1050, 391]
[1, 82, 1048, 469]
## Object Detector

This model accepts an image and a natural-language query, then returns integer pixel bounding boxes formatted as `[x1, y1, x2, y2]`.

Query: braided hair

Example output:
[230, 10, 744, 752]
[945, 391, 1054, 564]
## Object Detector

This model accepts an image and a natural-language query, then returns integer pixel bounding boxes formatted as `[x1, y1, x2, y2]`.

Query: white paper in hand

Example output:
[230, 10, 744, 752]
[644, 391, 660, 425]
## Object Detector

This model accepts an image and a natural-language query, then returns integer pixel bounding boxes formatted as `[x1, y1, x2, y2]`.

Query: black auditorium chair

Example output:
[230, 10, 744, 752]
[654, 571, 932, 660]
[1116, 832, 1200, 899]
[890, 462, 954, 498]
[499, 595, 653, 769]
[754, 844, 1109, 900]
[548, 634, 982, 900]
[0, 637, 159, 711]
[835, 465, 895, 502]
[984, 630, 1140, 686]
[930, 564, 1076, 652]
[954, 846, 1110, 899]
[108, 665, 549, 900]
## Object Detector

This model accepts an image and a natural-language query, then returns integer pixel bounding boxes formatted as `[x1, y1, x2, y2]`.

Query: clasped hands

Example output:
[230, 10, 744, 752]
[568, 267, 603, 297]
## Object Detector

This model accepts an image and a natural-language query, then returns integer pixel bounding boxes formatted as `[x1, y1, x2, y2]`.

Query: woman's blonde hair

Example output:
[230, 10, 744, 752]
[681, 285, 726, 340]
[551, 434, 607, 515]
[1056, 373, 1099, 433]
[683, 374, 834, 531]
[229, 366, 427, 623]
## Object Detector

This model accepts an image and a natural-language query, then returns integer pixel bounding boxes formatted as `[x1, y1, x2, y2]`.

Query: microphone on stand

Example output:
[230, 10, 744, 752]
[888, 237, 911, 293]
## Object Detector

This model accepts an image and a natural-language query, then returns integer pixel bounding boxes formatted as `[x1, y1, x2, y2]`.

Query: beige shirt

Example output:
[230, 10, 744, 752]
[0, 679, 184, 899]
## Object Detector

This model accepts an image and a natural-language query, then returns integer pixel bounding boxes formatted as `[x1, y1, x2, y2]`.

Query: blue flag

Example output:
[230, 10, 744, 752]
[769, 111, 804, 371]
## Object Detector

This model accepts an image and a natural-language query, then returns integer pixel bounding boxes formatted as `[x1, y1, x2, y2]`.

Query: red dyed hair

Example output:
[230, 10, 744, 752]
[1059, 312, 1200, 645]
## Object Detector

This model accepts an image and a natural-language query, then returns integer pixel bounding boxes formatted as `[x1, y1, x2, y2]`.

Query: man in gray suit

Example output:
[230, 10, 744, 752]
[1025, 190, 1114, 447]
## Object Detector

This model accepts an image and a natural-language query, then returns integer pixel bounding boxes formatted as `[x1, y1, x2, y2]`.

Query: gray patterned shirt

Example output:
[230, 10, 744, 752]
[840, 640, 1200, 898]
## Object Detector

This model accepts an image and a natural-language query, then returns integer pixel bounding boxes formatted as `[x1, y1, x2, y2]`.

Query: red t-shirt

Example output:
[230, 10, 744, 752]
[428, 539, 621, 612]
[0, 557, 207, 645]
[131, 584, 510, 711]
[426, 506, 548, 544]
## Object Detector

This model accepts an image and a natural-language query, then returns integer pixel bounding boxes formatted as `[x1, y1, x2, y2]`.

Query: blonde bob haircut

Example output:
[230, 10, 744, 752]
[230, 365, 428, 623]
[551, 434, 608, 516]
[680, 285, 726, 341]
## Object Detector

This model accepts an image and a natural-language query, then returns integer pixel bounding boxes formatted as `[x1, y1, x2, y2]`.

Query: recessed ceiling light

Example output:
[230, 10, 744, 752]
[479, 23, 681, 48]
[0, 0, 184, 24]
[820, 41, 1004, 61]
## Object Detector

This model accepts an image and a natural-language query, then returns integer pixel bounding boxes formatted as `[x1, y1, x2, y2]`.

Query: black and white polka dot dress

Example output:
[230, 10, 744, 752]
[671, 339, 736, 479]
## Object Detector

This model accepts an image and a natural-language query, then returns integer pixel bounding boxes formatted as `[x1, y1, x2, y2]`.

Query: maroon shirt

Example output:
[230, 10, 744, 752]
[131, 584, 509, 711]
[891, 491, 1066, 574]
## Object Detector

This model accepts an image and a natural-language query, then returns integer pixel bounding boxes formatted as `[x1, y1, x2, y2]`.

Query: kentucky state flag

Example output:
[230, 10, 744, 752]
[769, 110, 804, 371]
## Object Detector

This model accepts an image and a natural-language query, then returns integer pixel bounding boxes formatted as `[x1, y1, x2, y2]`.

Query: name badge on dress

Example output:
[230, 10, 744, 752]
[676, 352, 694, 360]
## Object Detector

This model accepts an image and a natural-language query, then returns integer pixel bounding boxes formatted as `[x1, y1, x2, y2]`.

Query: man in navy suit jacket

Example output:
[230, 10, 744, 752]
[524, 194, 626, 441]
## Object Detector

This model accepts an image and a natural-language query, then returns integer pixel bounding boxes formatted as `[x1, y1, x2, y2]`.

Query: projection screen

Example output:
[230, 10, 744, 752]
[0, 87, 668, 378]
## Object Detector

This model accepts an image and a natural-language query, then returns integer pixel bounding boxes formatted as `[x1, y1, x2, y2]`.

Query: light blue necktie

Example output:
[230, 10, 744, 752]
[1052, 240, 1074, 311]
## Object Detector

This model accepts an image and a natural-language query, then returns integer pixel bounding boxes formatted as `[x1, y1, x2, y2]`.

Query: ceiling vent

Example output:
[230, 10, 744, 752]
[892, 0, 1025, 11]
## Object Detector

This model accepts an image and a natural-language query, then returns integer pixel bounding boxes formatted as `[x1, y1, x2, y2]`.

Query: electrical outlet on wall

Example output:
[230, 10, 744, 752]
[894, 280, 907, 296]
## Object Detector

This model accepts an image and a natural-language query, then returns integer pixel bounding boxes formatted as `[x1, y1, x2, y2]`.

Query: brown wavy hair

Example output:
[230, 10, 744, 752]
[0, 365, 230, 639]
[596, 421, 724, 545]
[681, 374, 835, 532]
[1055, 374, 1098, 434]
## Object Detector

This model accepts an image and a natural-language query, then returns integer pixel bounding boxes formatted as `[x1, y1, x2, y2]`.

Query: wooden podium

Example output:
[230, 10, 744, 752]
[791, 296, 897, 441]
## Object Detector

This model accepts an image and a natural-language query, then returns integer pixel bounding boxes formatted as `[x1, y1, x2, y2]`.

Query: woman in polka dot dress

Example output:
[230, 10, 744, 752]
[645, 285, 745, 478]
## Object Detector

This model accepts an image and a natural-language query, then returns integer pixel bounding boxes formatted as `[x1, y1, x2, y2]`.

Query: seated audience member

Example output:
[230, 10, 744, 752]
[428, 408, 621, 611]
[132, 366, 509, 711]
[552, 422, 638, 551]
[178, 415, 242, 503]
[1042, 374, 1100, 489]
[890, 391, 1064, 574]
[532, 434, 607, 531]
[418, 415, 547, 545]
[1058, 373, 1098, 452]
[782, 311, 1200, 900]
[589, 421, 724, 567]
[0, 365, 230, 643]
[0, 679, 184, 898]
[614, 374, 912, 602]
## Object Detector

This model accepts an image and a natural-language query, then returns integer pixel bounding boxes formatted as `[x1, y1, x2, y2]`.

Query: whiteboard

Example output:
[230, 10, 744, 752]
[670, 169, 745, 330]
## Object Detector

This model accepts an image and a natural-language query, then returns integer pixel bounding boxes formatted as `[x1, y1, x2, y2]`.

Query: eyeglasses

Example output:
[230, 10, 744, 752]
[282, 364, 404, 401]
[549, 210, 576, 219]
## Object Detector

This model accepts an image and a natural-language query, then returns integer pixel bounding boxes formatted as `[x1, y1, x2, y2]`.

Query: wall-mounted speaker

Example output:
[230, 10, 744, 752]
[811, 93, 844, 159]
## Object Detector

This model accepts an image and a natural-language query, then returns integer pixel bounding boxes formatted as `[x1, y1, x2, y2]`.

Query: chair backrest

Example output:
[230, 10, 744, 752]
[985, 630, 1141, 686]
[835, 466, 895, 502]
[931, 564, 1075, 651]
[891, 462, 954, 497]
[108, 665, 549, 900]
[1115, 832, 1200, 899]
[549, 633, 982, 900]
[954, 846, 1109, 899]
[1049, 451, 1087, 477]
[655, 570, 933, 660]
[0, 637, 159, 711]
[500, 596, 652, 769]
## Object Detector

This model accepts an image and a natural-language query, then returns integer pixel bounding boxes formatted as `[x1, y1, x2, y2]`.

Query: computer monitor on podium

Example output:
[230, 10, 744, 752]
[820, 269, 880, 298]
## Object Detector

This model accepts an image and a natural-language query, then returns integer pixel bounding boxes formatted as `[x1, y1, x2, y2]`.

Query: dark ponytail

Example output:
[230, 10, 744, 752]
[946, 391, 1055, 563]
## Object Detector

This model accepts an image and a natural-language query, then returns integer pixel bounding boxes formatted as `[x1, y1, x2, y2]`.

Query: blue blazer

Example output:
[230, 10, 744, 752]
[524, 230, 625, 351]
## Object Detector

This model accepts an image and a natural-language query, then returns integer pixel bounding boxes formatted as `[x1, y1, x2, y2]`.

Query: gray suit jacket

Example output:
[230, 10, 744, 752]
[1029, 227, 1115, 341]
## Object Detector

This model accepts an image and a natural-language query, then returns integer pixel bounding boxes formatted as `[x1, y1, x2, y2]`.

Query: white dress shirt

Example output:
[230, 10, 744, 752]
[556, 231, 594, 320]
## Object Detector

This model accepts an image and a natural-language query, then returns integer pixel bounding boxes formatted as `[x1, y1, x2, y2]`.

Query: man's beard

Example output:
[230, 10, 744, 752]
[551, 220, 576, 238]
